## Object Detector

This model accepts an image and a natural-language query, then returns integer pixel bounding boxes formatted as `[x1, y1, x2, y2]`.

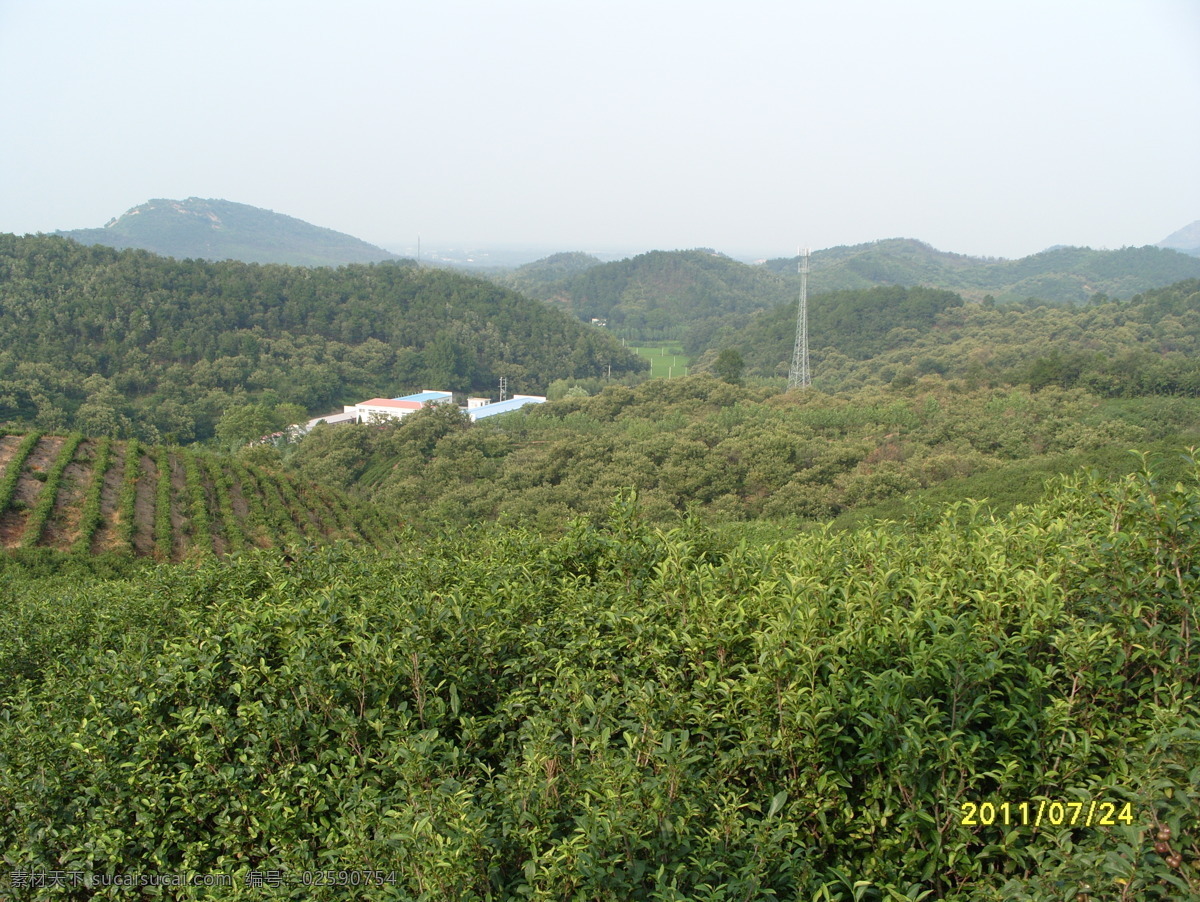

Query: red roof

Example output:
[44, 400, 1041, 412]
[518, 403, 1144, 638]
[359, 399, 423, 410]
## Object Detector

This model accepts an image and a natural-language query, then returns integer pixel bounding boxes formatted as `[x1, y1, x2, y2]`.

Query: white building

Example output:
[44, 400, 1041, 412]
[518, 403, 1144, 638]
[464, 395, 547, 422]
[303, 411, 359, 431]
[352, 390, 454, 424]
[299, 389, 546, 435]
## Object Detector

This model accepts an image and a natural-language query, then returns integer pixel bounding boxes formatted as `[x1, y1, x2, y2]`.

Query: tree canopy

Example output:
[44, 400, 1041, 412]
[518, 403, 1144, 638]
[0, 234, 646, 442]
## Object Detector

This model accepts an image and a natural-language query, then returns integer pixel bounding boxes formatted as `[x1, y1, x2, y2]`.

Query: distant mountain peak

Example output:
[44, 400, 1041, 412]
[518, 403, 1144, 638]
[109, 198, 226, 230]
[58, 198, 401, 267]
[1158, 220, 1200, 256]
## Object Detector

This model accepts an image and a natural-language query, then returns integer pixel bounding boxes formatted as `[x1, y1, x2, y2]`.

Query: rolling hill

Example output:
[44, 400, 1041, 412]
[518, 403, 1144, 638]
[0, 234, 646, 442]
[763, 238, 1200, 304]
[706, 277, 1200, 391]
[496, 251, 605, 298]
[493, 241, 1200, 352]
[56, 197, 401, 266]
[502, 248, 796, 346]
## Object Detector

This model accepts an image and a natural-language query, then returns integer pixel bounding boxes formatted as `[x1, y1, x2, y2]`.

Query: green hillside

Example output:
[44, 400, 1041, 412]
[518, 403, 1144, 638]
[57, 197, 401, 267]
[764, 239, 1200, 305]
[712, 278, 1200, 391]
[3, 218, 1199, 899]
[0, 234, 646, 442]
[491, 242, 1200, 357]
[274, 279, 1200, 537]
[509, 248, 796, 344]
[497, 251, 605, 298]
[282, 374, 1200, 535]
[0, 431, 391, 560]
[2, 464, 1196, 898]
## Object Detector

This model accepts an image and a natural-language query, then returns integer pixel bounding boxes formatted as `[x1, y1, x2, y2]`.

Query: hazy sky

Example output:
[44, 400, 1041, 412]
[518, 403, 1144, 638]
[2, 0, 1197, 260]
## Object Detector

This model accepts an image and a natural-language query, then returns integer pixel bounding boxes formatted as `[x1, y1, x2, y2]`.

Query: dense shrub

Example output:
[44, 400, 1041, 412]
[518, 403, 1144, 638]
[0, 465, 1197, 899]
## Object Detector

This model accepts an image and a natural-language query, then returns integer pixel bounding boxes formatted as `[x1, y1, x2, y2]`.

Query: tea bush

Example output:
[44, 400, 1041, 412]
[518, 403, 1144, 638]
[1, 463, 1197, 900]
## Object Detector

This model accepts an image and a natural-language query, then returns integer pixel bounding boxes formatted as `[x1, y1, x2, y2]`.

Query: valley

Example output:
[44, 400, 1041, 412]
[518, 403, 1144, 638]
[1, 217, 1198, 899]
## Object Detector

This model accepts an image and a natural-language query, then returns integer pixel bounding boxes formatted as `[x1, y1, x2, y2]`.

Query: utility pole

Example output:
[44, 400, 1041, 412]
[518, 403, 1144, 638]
[788, 248, 811, 390]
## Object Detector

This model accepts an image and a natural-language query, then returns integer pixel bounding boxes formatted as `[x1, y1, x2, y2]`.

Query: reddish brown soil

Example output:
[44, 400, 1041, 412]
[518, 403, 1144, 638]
[230, 473, 251, 523]
[0, 437, 64, 548]
[199, 462, 225, 557]
[0, 436, 378, 560]
[23, 435, 62, 475]
[0, 507, 26, 548]
[168, 451, 190, 560]
[41, 440, 90, 548]
[230, 469, 272, 548]
[0, 434, 22, 472]
[91, 446, 127, 555]
[131, 453, 156, 558]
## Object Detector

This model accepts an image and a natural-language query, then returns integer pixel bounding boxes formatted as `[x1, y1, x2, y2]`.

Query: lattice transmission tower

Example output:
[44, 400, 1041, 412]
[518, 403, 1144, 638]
[787, 248, 811, 389]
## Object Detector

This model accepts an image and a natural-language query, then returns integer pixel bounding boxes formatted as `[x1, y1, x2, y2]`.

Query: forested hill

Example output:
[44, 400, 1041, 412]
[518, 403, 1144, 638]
[0, 235, 646, 443]
[507, 248, 796, 345]
[709, 278, 1200, 392]
[56, 197, 401, 267]
[496, 251, 604, 299]
[763, 238, 1200, 304]
[287, 373, 1200, 533]
[485, 241, 1200, 352]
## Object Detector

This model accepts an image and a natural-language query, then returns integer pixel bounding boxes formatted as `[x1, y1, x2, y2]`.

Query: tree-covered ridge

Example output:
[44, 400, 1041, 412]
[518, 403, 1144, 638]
[0, 431, 391, 560]
[2, 465, 1197, 898]
[283, 376, 1200, 534]
[764, 238, 986, 289]
[55, 197, 401, 267]
[0, 234, 646, 442]
[507, 248, 797, 343]
[496, 251, 605, 298]
[713, 279, 1200, 391]
[762, 239, 1200, 305]
[700, 283, 965, 363]
[489, 242, 1200, 354]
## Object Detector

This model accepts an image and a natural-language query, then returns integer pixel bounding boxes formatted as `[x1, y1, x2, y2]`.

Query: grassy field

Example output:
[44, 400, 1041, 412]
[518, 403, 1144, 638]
[630, 342, 690, 378]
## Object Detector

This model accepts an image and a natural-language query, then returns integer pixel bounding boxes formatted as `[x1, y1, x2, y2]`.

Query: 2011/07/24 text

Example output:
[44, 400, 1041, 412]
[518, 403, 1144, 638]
[958, 799, 1135, 829]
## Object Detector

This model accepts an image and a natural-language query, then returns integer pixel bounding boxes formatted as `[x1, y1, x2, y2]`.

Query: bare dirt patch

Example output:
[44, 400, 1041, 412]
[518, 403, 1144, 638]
[0, 437, 64, 548]
[199, 461, 225, 556]
[23, 435, 63, 477]
[230, 473, 251, 523]
[16, 436, 62, 509]
[0, 434, 23, 474]
[0, 507, 27, 548]
[168, 451, 191, 561]
[41, 439, 90, 549]
[91, 447, 127, 555]
[227, 469, 268, 547]
[131, 453, 156, 558]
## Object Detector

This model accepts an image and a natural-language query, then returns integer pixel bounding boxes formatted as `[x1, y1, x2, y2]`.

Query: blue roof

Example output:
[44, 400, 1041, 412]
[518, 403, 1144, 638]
[394, 390, 453, 403]
[469, 396, 546, 419]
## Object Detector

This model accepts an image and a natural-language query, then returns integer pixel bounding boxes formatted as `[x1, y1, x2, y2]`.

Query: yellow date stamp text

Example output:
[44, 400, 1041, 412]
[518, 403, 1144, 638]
[958, 799, 1135, 829]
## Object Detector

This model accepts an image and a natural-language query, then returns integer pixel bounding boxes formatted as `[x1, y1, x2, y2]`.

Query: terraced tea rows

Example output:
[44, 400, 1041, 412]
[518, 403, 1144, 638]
[0, 432, 393, 559]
